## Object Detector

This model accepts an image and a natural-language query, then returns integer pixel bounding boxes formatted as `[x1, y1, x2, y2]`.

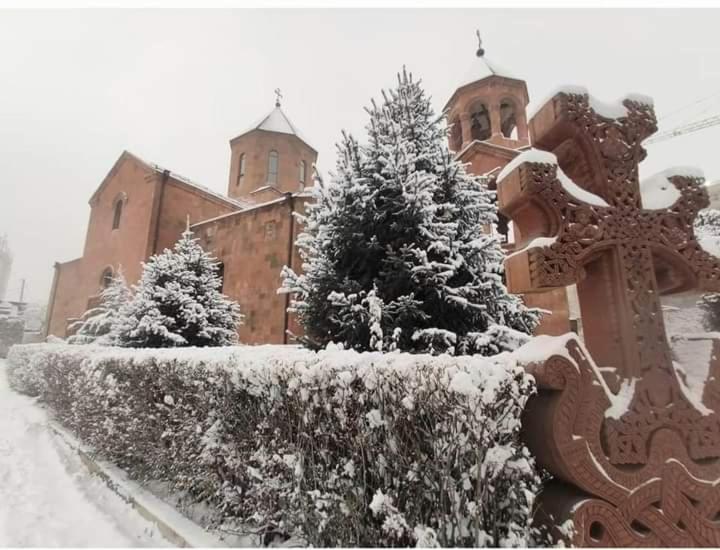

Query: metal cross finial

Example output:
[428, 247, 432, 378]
[476, 29, 485, 57]
[274, 88, 282, 107]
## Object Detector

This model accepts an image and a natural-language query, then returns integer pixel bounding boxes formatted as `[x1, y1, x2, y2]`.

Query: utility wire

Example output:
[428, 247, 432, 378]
[646, 112, 720, 145]
[657, 88, 720, 122]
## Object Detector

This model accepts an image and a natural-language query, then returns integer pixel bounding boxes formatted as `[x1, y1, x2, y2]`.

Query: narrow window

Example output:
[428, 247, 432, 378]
[100, 268, 113, 289]
[299, 160, 306, 188]
[237, 153, 246, 185]
[264, 220, 277, 241]
[112, 200, 123, 230]
[268, 150, 279, 185]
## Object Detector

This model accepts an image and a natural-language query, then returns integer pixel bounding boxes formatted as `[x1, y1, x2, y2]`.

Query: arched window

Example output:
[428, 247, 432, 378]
[216, 261, 225, 293]
[268, 150, 279, 185]
[237, 153, 246, 185]
[500, 100, 518, 139]
[470, 103, 491, 141]
[100, 267, 113, 289]
[299, 160, 306, 188]
[112, 199, 123, 230]
[449, 117, 462, 151]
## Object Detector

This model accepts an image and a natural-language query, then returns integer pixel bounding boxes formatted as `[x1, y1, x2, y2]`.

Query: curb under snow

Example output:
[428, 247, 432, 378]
[49, 421, 229, 548]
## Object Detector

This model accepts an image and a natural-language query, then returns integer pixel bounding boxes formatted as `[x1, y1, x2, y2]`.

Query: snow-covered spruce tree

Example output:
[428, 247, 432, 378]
[117, 228, 242, 348]
[67, 269, 131, 345]
[696, 208, 720, 330]
[281, 68, 539, 355]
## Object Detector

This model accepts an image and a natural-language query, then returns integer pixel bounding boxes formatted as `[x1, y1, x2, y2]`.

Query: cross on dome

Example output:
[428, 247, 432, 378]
[476, 29, 485, 57]
[274, 88, 283, 107]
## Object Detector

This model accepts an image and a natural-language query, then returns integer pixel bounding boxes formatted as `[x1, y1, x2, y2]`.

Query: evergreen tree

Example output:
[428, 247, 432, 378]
[696, 208, 720, 330]
[117, 228, 242, 348]
[67, 269, 131, 345]
[281, 68, 539, 355]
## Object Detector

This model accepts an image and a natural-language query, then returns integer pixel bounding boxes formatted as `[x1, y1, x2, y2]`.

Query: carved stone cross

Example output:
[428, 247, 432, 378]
[498, 90, 720, 465]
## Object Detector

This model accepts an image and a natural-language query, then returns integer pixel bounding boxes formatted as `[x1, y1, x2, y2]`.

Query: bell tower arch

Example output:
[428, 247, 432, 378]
[445, 32, 530, 155]
[444, 33, 573, 337]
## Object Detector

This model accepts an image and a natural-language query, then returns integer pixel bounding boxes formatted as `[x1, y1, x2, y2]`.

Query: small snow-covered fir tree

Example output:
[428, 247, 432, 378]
[67, 269, 131, 345]
[696, 208, 720, 330]
[117, 227, 242, 348]
[281, 68, 539, 355]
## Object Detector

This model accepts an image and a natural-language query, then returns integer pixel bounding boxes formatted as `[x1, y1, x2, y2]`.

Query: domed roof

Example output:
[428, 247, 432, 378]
[458, 54, 519, 88]
[444, 32, 527, 111]
[232, 103, 316, 152]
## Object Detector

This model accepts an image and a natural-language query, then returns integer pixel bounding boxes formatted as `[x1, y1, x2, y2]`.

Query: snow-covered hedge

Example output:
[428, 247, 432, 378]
[0, 316, 24, 358]
[6, 343, 543, 547]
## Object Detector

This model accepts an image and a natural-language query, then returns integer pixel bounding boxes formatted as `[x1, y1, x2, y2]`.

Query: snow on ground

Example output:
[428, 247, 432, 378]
[0, 359, 171, 547]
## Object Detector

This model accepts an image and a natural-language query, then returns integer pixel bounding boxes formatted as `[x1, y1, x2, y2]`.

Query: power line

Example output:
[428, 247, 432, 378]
[657, 88, 720, 122]
[645, 112, 720, 145]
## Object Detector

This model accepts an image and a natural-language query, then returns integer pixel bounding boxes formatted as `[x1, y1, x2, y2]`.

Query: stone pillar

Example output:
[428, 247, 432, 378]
[516, 112, 529, 143]
[489, 104, 502, 138]
[459, 112, 472, 147]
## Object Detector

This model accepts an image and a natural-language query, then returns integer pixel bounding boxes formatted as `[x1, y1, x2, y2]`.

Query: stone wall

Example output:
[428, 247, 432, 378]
[194, 194, 307, 345]
[0, 317, 24, 358]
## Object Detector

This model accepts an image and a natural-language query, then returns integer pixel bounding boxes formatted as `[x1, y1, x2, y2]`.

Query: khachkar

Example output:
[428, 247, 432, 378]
[498, 87, 720, 546]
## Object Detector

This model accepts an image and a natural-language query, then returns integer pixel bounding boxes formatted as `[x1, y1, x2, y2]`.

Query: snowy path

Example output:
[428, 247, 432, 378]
[0, 359, 171, 547]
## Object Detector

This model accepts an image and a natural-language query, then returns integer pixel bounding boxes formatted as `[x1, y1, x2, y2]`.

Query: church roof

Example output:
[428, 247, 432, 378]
[232, 104, 316, 152]
[89, 150, 250, 210]
[458, 55, 519, 88]
[444, 33, 527, 112]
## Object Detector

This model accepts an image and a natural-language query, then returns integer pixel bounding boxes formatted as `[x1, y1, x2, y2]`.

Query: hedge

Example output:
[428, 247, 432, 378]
[6, 343, 543, 547]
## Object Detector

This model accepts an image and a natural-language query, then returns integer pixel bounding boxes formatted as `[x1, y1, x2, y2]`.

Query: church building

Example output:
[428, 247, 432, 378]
[45, 42, 574, 343]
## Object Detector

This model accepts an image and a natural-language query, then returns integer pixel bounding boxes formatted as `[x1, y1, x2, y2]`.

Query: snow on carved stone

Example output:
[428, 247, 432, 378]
[505, 236, 558, 261]
[640, 167, 703, 210]
[497, 149, 609, 208]
[527, 85, 654, 121]
[605, 378, 637, 420]
[511, 333, 577, 365]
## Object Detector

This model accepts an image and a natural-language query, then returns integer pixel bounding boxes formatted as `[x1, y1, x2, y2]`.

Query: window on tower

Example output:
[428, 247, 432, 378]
[299, 160, 306, 188]
[268, 150, 279, 185]
[469, 102, 491, 141]
[238, 153, 246, 185]
[112, 199, 123, 230]
[100, 267, 113, 289]
[500, 100, 518, 139]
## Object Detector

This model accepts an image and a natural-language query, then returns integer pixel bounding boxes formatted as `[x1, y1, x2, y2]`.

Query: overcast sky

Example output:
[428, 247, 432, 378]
[2, 8, 720, 303]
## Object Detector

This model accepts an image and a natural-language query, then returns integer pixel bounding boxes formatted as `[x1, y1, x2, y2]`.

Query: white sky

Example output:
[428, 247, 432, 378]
[2, 8, 720, 303]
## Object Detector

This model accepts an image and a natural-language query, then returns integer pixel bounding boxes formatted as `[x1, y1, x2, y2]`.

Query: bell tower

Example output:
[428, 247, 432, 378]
[227, 90, 318, 204]
[444, 32, 530, 175]
[445, 34, 574, 338]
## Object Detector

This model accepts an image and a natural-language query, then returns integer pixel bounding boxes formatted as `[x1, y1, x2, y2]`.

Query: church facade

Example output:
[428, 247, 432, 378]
[46, 46, 574, 344]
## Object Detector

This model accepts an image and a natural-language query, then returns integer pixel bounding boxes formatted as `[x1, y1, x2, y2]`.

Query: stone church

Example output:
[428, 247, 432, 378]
[46, 44, 574, 344]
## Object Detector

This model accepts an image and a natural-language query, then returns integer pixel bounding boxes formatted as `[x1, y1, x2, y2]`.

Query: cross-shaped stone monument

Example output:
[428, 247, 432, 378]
[498, 88, 720, 545]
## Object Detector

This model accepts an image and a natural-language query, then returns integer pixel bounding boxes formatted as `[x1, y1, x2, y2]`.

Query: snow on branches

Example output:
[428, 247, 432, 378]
[281, 68, 539, 355]
[7, 342, 544, 547]
[67, 270, 131, 346]
[117, 228, 242, 348]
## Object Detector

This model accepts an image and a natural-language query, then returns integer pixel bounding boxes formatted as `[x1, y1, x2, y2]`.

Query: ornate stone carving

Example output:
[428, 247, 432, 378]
[498, 89, 720, 546]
